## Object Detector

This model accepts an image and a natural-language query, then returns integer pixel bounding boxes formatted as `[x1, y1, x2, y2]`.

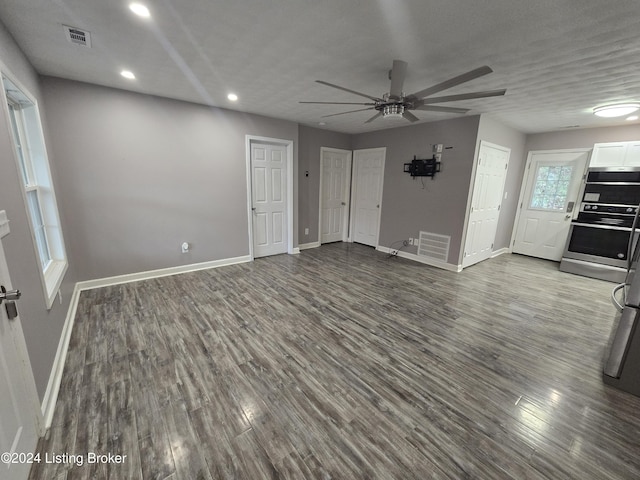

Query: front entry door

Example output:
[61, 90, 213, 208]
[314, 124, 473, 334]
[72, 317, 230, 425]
[350, 148, 386, 247]
[320, 148, 351, 244]
[512, 150, 589, 261]
[463, 141, 510, 268]
[251, 142, 288, 258]
[0, 213, 41, 480]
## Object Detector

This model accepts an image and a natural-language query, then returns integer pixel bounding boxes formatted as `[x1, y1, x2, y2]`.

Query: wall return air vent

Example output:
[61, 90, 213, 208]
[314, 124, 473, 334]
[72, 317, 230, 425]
[417, 231, 450, 263]
[63, 25, 91, 48]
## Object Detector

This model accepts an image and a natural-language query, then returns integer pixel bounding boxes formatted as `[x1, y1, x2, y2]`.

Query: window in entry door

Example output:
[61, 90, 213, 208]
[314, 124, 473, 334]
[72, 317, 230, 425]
[530, 165, 573, 211]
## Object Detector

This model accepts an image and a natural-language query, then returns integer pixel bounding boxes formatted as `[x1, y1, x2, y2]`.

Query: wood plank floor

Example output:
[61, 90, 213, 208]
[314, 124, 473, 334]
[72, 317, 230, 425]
[29, 243, 640, 479]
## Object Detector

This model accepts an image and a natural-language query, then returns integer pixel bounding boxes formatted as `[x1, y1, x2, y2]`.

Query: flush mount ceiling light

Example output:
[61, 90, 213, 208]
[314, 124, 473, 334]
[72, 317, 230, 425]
[593, 103, 640, 118]
[227, 93, 238, 101]
[129, 3, 150, 17]
[120, 70, 136, 80]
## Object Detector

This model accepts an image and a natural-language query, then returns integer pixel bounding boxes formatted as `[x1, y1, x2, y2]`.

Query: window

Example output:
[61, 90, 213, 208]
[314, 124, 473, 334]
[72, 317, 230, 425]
[529, 165, 573, 211]
[3, 75, 67, 308]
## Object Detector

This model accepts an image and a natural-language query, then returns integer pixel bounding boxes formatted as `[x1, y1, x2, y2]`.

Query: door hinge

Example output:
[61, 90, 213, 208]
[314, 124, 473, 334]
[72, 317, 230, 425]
[491, 243, 494, 249]
[505, 163, 508, 169]
[520, 202, 523, 209]
[498, 204, 501, 210]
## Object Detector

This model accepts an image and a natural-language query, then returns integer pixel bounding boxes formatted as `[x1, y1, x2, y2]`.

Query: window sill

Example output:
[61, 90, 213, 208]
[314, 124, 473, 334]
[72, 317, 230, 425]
[43, 259, 68, 310]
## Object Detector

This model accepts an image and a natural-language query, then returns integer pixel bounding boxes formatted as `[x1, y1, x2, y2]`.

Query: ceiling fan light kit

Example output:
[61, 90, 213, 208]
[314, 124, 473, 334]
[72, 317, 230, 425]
[301, 60, 506, 124]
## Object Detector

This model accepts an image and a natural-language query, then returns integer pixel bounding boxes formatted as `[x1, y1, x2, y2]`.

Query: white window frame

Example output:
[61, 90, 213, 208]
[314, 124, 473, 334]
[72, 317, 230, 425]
[2, 72, 67, 309]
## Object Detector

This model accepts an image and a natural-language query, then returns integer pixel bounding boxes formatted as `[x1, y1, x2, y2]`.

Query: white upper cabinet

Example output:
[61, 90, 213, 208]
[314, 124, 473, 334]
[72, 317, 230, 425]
[590, 141, 640, 167]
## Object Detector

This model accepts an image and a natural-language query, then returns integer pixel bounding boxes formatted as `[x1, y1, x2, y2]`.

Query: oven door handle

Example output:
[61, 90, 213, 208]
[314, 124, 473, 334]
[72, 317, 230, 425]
[571, 222, 632, 231]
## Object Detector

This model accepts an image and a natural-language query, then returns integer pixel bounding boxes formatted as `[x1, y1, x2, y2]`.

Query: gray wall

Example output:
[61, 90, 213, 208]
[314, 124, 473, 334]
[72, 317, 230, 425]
[475, 115, 527, 254]
[298, 126, 352, 244]
[0, 22, 75, 401]
[525, 124, 640, 151]
[352, 116, 481, 265]
[41, 77, 298, 281]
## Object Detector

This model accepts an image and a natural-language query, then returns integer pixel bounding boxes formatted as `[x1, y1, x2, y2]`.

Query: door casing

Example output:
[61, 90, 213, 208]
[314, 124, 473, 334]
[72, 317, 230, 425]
[245, 135, 295, 259]
[349, 147, 386, 247]
[510, 148, 591, 261]
[318, 147, 352, 245]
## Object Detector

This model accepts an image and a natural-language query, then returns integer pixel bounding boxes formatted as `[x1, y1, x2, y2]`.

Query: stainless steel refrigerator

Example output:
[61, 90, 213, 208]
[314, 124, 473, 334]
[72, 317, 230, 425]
[603, 207, 640, 396]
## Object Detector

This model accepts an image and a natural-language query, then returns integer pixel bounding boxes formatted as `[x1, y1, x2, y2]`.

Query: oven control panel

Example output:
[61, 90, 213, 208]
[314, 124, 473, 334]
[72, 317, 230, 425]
[581, 203, 638, 215]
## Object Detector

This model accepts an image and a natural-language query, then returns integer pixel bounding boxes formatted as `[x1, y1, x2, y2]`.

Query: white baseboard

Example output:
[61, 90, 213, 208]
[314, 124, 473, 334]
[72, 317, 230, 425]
[376, 246, 462, 272]
[298, 241, 320, 250]
[491, 247, 510, 258]
[76, 255, 252, 291]
[40, 283, 81, 428]
[41, 254, 252, 429]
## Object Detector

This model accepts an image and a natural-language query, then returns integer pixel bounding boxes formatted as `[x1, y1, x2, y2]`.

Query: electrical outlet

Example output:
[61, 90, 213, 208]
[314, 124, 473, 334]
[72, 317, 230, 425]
[408, 238, 413, 245]
[304, 228, 309, 235]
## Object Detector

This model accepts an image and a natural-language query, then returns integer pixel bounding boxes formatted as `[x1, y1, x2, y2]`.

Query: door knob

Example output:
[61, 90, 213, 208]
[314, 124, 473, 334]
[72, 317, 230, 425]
[0, 285, 21, 304]
[565, 214, 571, 220]
[341, 202, 346, 206]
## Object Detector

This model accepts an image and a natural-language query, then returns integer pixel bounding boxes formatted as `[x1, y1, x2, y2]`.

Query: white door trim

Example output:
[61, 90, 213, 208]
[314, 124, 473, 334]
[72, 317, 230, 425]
[318, 147, 352, 245]
[509, 148, 591, 253]
[349, 147, 386, 246]
[460, 140, 510, 266]
[245, 135, 295, 259]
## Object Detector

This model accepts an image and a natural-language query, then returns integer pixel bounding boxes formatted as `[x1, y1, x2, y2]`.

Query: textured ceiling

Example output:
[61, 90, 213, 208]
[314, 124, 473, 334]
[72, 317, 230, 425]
[1, 0, 640, 134]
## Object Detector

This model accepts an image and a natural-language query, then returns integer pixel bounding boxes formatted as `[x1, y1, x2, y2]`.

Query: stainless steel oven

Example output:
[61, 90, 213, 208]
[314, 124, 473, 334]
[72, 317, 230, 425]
[560, 167, 640, 282]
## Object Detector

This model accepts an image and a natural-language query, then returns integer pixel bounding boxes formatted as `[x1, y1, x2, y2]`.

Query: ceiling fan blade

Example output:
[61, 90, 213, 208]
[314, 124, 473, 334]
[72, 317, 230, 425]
[315, 80, 382, 102]
[389, 60, 408, 99]
[414, 105, 470, 114]
[299, 101, 376, 105]
[321, 107, 376, 118]
[402, 111, 420, 122]
[409, 65, 494, 99]
[421, 89, 506, 104]
[364, 112, 383, 123]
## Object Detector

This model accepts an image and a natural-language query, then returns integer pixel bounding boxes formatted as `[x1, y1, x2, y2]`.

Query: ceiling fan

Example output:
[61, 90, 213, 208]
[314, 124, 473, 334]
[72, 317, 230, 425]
[300, 60, 506, 124]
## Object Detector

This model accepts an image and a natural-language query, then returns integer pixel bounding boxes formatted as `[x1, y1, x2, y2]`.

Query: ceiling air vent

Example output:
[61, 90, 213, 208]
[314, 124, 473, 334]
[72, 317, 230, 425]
[63, 25, 91, 48]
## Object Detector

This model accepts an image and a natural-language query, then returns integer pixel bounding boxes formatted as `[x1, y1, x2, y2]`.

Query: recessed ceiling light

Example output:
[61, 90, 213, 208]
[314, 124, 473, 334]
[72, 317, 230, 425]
[129, 3, 150, 18]
[318, 122, 326, 126]
[593, 103, 640, 118]
[627, 115, 639, 121]
[120, 70, 136, 80]
[227, 93, 238, 101]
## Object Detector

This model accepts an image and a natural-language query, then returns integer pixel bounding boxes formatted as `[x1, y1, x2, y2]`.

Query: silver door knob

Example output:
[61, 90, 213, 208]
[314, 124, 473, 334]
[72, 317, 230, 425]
[565, 214, 571, 220]
[0, 286, 21, 304]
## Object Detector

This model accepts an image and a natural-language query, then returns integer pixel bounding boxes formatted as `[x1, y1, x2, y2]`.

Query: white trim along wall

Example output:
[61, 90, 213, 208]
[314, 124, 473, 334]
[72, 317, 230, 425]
[41, 254, 251, 428]
[245, 135, 295, 259]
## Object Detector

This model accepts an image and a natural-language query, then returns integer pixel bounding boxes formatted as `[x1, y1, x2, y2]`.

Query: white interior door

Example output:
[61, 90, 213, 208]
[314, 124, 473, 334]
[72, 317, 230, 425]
[251, 142, 288, 258]
[463, 141, 510, 268]
[512, 150, 589, 261]
[0, 212, 41, 480]
[320, 148, 352, 244]
[350, 148, 385, 247]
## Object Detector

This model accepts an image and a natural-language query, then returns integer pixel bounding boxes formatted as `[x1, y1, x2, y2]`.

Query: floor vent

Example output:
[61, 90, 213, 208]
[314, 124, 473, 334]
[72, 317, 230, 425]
[417, 231, 450, 262]
[63, 25, 91, 48]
